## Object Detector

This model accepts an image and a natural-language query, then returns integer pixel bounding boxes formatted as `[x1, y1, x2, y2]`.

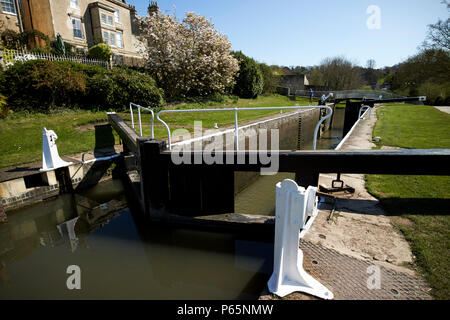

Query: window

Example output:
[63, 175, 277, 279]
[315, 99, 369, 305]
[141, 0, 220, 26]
[101, 13, 114, 26]
[103, 30, 116, 47]
[116, 31, 123, 48]
[103, 31, 109, 44]
[72, 18, 83, 39]
[109, 31, 115, 46]
[114, 9, 120, 23]
[1, 0, 16, 14]
[69, 0, 79, 9]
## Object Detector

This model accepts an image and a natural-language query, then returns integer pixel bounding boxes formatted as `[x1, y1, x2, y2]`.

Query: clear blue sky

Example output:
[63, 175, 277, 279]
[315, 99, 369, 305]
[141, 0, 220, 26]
[127, 0, 448, 68]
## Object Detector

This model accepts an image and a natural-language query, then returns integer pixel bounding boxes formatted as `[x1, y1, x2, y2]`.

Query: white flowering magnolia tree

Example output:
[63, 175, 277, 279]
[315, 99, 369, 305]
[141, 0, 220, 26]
[138, 12, 239, 100]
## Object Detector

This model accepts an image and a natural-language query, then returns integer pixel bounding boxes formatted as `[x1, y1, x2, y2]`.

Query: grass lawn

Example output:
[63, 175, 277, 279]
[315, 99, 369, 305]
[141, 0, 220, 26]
[0, 95, 317, 168]
[365, 103, 450, 299]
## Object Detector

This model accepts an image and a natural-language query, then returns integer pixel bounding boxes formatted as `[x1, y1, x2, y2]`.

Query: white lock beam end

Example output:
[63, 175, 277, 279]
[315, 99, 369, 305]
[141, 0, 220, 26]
[40, 128, 73, 172]
[268, 179, 334, 300]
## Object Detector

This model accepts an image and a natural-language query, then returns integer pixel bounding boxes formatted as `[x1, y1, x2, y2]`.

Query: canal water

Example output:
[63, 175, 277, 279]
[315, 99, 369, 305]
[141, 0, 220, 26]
[0, 108, 344, 299]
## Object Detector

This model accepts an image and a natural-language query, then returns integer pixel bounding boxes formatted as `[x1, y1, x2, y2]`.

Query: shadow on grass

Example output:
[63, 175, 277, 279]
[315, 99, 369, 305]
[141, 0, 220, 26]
[326, 198, 450, 216]
[378, 198, 450, 216]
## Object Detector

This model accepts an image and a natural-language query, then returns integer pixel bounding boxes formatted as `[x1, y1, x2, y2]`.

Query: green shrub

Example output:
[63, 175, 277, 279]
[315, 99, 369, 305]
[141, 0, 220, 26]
[418, 81, 450, 105]
[0, 29, 50, 51]
[86, 72, 115, 107]
[232, 51, 263, 99]
[50, 41, 76, 57]
[0, 60, 164, 112]
[53, 60, 105, 77]
[0, 93, 8, 119]
[259, 63, 279, 94]
[87, 43, 112, 61]
[0, 60, 86, 112]
[109, 67, 164, 109]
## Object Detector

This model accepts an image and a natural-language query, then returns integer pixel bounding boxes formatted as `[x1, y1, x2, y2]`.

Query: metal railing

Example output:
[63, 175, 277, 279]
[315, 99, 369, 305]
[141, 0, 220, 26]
[155, 105, 333, 151]
[335, 106, 372, 150]
[295, 89, 406, 100]
[359, 105, 372, 119]
[129, 103, 155, 139]
[0, 49, 109, 69]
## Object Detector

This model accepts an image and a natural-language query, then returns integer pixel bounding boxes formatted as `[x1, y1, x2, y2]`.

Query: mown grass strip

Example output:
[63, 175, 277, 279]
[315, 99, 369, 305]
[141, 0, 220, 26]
[365, 103, 450, 299]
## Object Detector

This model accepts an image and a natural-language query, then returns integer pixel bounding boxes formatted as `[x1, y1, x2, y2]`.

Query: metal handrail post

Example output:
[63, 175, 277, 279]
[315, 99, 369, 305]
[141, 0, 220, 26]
[138, 106, 142, 136]
[129, 102, 155, 139]
[234, 108, 239, 150]
[130, 103, 135, 129]
[359, 105, 371, 119]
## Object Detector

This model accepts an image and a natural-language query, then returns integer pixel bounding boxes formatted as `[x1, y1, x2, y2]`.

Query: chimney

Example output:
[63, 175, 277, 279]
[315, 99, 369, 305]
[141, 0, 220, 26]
[148, 1, 159, 15]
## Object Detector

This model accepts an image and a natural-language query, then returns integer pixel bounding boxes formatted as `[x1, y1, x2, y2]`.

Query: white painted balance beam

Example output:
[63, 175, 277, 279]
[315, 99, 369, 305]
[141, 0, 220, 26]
[268, 179, 334, 300]
[40, 128, 72, 172]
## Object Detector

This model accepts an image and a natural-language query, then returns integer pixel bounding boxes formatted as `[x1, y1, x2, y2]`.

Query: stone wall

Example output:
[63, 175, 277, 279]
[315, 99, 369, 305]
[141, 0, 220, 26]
[278, 75, 308, 93]
[0, 158, 118, 212]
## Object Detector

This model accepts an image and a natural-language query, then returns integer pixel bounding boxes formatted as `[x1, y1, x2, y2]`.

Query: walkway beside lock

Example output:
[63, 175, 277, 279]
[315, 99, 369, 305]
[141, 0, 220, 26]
[260, 105, 433, 300]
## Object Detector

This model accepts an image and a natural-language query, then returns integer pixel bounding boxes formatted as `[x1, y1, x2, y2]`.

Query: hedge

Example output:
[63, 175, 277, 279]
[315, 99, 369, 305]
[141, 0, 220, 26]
[0, 60, 165, 113]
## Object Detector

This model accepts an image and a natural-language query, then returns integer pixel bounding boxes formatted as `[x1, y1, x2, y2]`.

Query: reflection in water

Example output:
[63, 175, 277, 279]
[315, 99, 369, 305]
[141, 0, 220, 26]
[0, 180, 272, 299]
[0, 109, 344, 299]
[57, 217, 80, 252]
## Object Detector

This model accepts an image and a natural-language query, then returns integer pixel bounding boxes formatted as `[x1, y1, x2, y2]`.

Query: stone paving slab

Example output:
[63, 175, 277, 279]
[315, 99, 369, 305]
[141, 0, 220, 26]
[434, 106, 450, 115]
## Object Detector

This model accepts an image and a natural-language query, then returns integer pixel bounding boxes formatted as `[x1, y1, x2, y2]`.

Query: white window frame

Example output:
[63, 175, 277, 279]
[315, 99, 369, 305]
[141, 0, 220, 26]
[1, 0, 17, 15]
[72, 18, 83, 39]
[69, 0, 79, 10]
[116, 31, 123, 48]
[101, 13, 114, 26]
[109, 31, 116, 47]
[103, 30, 116, 47]
[114, 9, 121, 23]
[103, 30, 109, 45]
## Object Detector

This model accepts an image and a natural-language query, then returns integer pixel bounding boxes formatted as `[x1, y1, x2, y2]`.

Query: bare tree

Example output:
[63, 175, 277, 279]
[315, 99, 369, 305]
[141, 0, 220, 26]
[421, 1, 450, 50]
[366, 59, 376, 69]
[313, 56, 362, 90]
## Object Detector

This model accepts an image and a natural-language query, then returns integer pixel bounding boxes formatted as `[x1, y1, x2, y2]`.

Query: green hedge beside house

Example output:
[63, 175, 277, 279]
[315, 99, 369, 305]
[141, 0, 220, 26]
[0, 60, 164, 115]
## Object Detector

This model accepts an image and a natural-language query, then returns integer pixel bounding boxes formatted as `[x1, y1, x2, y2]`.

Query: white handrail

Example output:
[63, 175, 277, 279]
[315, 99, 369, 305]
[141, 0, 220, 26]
[335, 106, 372, 150]
[156, 105, 333, 151]
[129, 102, 154, 139]
[359, 105, 371, 119]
